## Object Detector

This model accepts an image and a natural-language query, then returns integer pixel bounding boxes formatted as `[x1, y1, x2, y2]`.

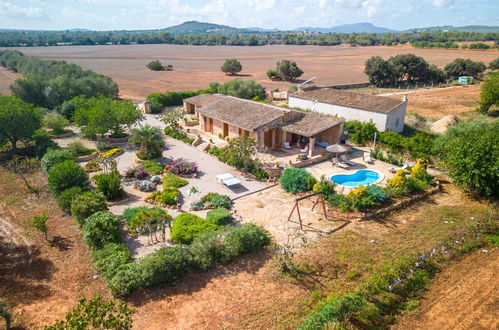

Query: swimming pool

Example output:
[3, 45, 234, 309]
[331, 170, 384, 187]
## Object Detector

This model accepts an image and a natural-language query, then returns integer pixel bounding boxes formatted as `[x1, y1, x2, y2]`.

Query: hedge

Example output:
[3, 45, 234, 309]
[206, 208, 233, 225]
[92, 243, 131, 281]
[82, 211, 122, 249]
[41, 148, 72, 173]
[71, 191, 108, 225]
[170, 213, 218, 244]
[93, 171, 123, 200]
[146, 89, 211, 113]
[57, 186, 88, 213]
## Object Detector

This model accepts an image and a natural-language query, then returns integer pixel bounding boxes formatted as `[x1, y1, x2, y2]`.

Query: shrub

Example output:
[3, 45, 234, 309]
[209, 194, 232, 209]
[93, 171, 123, 200]
[191, 228, 241, 270]
[125, 165, 149, 179]
[147, 60, 164, 71]
[43, 111, 69, 134]
[47, 160, 88, 193]
[312, 178, 336, 200]
[32, 130, 59, 157]
[92, 243, 131, 280]
[82, 211, 121, 249]
[96, 141, 117, 152]
[128, 207, 171, 235]
[140, 160, 163, 175]
[206, 208, 233, 225]
[411, 158, 433, 183]
[280, 168, 315, 193]
[108, 263, 143, 298]
[232, 223, 271, 253]
[123, 206, 149, 225]
[170, 213, 218, 244]
[253, 168, 269, 180]
[68, 140, 95, 157]
[221, 58, 242, 75]
[133, 180, 155, 192]
[71, 191, 108, 225]
[345, 120, 378, 145]
[387, 170, 406, 189]
[379, 131, 404, 153]
[201, 192, 219, 203]
[163, 127, 195, 144]
[136, 246, 192, 288]
[162, 173, 188, 189]
[209, 79, 266, 100]
[190, 199, 204, 211]
[365, 185, 389, 204]
[41, 148, 72, 173]
[100, 148, 123, 158]
[164, 161, 198, 177]
[57, 186, 88, 213]
[146, 189, 179, 206]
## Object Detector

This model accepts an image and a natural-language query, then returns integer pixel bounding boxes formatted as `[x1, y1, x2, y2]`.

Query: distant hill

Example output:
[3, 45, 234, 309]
[295, 23, 397, 34]
[160, 21, 246, 34]
[406, 25, 499, 33]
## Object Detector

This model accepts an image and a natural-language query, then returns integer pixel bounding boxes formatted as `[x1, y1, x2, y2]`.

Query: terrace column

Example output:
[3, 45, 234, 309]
[308, 137, 315, 158]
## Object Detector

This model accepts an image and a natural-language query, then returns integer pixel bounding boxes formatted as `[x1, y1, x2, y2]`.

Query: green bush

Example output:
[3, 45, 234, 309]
[67, 140, 95, 157]
[57, 186, 88, 213]
[253, 168, 269, 180]
[163, 127, 195, 144]
[41, 148, 72, 173]
[209, 194, 233, 209]
[122, 206, 149, 225]
[108, 263, 143, 298]
[146, 90, 208, 113]
[365, 185, 390, 204]
[33, 130, 59, 158]
[43, 111, 69, 134]
[92, 243, 131, 280]
[232, 223, 271, 253]
[170, 213, 218, 244]
[146, 189, 179, 206]
[71, 191, 108, 225]
[280, 168, 315, 193]
[344, 120, 378, 145]
[82, 211, 122, 249]
[200, 192, 219, 202]
[191, 227, 241, 270]
[206, 208, 233, 225]
[140, 160, 163, 175]
[136, 246, 193, 288]
[162, 173, 188, 189]
[47, 160, 88, 193]
[379, 131, 404, 153]
[93, 171, 123, 200]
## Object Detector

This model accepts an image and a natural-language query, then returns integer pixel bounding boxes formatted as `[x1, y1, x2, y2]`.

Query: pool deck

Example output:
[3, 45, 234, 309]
[305, 148, 396, 193]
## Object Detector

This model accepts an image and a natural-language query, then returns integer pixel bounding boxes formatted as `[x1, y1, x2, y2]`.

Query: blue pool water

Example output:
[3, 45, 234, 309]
[331, 170, 381, 187]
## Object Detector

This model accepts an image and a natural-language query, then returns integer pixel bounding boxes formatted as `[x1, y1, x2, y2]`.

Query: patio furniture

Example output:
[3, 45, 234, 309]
[315, 141, 329, 148]
[222, 177, 241, 187]
[389, 164, 408, 173]
[363, 152, 374, 164]
[300, 145, 309, 153]
[333, 157, 349, 169]
[283, 141, 292, 149]
[340, 154, 356, 166]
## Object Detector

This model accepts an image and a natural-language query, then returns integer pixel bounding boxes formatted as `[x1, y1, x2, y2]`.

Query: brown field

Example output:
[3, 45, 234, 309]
[0, 44, 497, 100]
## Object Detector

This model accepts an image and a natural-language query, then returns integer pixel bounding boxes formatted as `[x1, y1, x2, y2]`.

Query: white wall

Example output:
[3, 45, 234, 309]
[384, 102, 406, 133]
[289, 96, 387, 131]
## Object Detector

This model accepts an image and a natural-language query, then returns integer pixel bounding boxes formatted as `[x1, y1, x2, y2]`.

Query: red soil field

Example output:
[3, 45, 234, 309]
[1, 44, 497, 100]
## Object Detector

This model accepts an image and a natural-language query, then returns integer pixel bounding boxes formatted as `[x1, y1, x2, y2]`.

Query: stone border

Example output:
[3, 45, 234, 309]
[105, 135, 129, 143]
[291, 153, 333, 168]
[48, 131, 75, 139]
[360, 181, 441, 221]
[74, 151, 98, 163]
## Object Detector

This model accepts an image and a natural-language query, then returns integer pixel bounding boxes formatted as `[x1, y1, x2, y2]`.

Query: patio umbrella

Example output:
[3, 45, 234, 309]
[326, 144, 350, 154]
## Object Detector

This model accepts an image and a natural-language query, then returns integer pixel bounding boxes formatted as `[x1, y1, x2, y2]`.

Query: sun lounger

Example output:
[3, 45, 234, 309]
[340, 154, 356, 166]
[222, 177, 241, 187]
[333, 157, 349, 169]
[315, 141, 329, 148]
[389, 164, 408, 173]
[283, 141, 292, 149]
[216, 173, 234, 181]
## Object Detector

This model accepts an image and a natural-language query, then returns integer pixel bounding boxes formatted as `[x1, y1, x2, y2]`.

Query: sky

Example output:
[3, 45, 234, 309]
[0, 0, 498, 31]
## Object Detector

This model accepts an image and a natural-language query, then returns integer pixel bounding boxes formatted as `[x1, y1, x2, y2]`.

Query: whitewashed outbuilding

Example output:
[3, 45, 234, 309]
[288, 87, 407, 133]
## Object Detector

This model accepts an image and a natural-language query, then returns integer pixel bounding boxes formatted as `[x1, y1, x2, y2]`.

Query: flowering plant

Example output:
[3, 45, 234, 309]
[165, 161, 198, 177]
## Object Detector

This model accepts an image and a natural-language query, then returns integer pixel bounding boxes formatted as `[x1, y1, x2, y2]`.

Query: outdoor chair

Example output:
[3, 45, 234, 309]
[300, 145, 309, 153]
[333, 157, 349, 169]
[389, 164, 408, 173]
[283, 141, 292, 149]
[363, 152, 374, 164]
[340, 154, 356, 166]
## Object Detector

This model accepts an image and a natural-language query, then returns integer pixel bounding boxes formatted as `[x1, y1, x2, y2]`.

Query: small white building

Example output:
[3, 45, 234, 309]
[288, 87, 407, 133]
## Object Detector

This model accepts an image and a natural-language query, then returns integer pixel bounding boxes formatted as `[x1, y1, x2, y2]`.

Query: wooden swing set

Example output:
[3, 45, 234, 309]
[287, 191, 332, 231]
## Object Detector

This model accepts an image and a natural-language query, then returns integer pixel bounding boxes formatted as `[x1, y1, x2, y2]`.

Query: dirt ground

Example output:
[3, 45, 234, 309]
[388, 85, 481, 119]
[393, 249, 498, 330]
[0, 44, 497, 100]
[0, 66, 20, 95]
[1, 162, 494, 329]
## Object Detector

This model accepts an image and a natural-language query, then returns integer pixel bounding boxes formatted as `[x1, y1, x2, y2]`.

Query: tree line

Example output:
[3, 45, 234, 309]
[364, 53, 494, 87]
[0, 30, 497, 47]
[0, 50, 118, 108]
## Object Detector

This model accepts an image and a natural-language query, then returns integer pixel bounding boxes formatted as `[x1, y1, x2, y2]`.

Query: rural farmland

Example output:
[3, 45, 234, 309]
[0, 44, 497, 99]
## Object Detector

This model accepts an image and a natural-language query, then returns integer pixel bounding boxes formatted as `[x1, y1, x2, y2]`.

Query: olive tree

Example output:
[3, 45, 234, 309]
[444, 58, 486, 78]
[221, 58, 242, 75]
[478, 72, 499, 114]
[275, 60, 303, 81]
[364, 56, 397, 87]
[0, 95, 42, 152]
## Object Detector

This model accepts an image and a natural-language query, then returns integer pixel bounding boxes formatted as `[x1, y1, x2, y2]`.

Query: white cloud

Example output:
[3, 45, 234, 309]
[432, 0, 454, 8]
[0, 1, 50, 20]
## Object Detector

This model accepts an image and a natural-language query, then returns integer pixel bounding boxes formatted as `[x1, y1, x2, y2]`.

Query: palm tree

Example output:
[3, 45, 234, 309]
[129, 124, 164, 159]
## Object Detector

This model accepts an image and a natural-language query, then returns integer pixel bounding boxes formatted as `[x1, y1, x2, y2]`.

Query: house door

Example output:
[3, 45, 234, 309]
[223, 123, 229, 137]
[264, 130, 273, 147]
[205, 117, 213, 133]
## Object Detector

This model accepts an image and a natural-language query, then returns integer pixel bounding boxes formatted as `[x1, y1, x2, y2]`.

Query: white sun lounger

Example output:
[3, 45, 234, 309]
[363, 153, 374, 164]
[216, 173, 234, 181]
[222, 177, 241, 187]
[333, 157, 349, 169]
[389, 164, 408, 173]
